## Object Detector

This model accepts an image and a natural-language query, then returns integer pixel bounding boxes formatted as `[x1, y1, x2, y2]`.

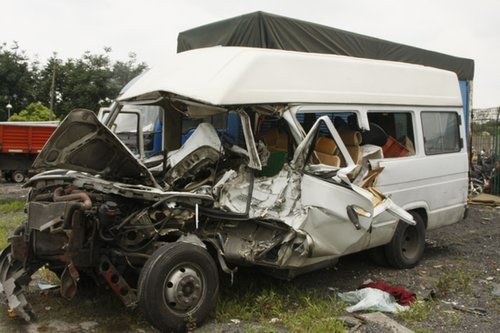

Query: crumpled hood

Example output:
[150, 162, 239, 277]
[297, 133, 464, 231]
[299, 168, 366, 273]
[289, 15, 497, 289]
[32, 109, 158, 187]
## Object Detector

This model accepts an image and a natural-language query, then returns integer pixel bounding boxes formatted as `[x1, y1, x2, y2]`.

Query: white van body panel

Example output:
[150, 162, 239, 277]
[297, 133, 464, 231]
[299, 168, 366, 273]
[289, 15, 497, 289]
[117, 46, 467, 255]
[119, 47, 468, 247]
[118, 46, 462, 107]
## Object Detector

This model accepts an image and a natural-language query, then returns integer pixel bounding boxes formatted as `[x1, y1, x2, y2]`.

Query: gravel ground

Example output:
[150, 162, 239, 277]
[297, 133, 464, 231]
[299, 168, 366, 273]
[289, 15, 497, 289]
[0, 181, 499, 332]
[0, 181, 30, 200]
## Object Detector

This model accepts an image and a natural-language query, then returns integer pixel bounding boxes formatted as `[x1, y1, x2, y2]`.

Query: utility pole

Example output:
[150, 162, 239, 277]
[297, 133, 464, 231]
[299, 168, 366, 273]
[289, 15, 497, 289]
[49, 62, 56, 120]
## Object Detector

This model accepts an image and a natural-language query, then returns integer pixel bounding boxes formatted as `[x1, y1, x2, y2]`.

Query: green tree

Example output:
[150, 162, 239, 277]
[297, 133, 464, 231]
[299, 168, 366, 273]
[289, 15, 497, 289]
[475, 120, 499, 136]
[0, 42, 39, 120]
[1, 42, 148, 120]
[9, 102, 56, 121]
[55, 49, 114, 118]
[53, 48, 147, 118]
[111, 52, 148, 93]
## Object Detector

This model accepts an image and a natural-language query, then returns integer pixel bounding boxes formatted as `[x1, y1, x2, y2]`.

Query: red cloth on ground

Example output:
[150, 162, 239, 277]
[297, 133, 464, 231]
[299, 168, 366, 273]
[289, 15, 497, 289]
[359, 281, 416, 305]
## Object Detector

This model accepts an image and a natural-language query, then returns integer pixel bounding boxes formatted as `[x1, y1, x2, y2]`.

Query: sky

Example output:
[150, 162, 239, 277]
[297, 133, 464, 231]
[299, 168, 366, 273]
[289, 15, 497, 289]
[1, 0, 499, 109]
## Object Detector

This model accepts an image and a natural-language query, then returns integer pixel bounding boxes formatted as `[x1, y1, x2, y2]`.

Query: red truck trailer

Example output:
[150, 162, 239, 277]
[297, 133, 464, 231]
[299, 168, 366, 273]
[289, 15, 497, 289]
[0, 121, 58, 183]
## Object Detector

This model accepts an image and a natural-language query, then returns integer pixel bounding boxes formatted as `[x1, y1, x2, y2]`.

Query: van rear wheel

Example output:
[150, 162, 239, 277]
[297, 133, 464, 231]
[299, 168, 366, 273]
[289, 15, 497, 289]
[384, 212, 425, 269]
[138, 242, 219, 333]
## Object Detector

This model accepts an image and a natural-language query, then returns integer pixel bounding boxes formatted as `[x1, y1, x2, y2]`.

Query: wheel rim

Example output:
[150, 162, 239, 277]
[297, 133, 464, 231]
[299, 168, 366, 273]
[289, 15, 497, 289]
[401, 226, 420, 260]
[163, 263, 205, 314]
[469, 180, 483, 197]
[13, 172, 24, 183]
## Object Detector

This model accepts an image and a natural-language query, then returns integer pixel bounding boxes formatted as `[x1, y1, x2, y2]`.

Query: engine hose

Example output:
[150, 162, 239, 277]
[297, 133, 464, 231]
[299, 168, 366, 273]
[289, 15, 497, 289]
[53, 187, 92, 209]
[53, 187, 92, 229]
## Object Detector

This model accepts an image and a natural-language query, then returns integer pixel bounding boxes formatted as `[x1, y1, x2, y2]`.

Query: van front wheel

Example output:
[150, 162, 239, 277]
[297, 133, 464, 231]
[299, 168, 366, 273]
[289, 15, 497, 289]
[384, 212, 425, 269]
[138, 242, 219, 333]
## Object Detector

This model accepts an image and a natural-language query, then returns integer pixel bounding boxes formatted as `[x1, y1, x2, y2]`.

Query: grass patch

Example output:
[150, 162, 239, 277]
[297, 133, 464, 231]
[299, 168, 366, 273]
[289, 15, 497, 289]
[398, 297, 462, 332]
[0, 199, 26, 249]
[0, 199, 25, 214]
[397, 299, 433, 323]
[216, 276, 346, 332]
[436, 266, 472, 294]
[397, 299, 463, 333]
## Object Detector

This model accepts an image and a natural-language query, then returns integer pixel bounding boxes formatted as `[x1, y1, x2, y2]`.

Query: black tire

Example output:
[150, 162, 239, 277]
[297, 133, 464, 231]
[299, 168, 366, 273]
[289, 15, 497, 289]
[12, 170, 26, 183]
[384, 212, 425, 269]
[138, 242, 219, 333]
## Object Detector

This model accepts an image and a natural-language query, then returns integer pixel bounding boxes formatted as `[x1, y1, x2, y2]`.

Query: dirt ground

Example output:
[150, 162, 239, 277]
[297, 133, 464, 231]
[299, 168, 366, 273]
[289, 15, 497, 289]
[0, 181, 499, 332]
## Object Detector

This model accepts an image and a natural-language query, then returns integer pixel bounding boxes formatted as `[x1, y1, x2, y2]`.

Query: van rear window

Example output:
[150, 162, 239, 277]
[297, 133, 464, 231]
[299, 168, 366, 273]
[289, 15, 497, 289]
[421, 112, 461, 155]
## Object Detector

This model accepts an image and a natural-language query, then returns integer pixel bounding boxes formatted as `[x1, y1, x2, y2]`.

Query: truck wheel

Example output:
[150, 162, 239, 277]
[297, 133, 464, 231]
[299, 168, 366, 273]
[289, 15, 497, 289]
[12, 171, 26, 183]
[384, 212, 425, 269]
[138, 242, 219, 333]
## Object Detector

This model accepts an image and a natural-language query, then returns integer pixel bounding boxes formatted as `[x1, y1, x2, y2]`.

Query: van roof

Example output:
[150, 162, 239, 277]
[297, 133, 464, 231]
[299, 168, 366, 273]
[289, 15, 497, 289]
[118, 46, 463, 107]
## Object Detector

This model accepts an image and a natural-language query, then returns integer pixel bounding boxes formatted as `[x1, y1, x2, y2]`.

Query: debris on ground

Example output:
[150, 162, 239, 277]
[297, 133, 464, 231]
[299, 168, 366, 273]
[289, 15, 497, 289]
[37, 283, 58, 291]
[338, 287, 409, 313]
[451, 304, 487, 316]
[358, 281, 416, 305]
[469, 193, 500, 206]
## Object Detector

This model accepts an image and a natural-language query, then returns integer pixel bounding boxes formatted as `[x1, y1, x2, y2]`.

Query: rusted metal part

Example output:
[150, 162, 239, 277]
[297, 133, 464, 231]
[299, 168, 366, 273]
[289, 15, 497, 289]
[9, 235, 28, 262]
[58, 207, 90, 300]
[60, 262, 79, 300]
[98, 256, 137, 307]
[0, 185, 98, 320]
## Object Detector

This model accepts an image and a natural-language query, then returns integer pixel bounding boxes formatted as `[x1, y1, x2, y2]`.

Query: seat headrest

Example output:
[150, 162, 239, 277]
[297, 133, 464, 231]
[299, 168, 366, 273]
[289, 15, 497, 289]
[315, 136, 337, 154]
[340, 131, 362, 146]
[262, 127, 288, 150]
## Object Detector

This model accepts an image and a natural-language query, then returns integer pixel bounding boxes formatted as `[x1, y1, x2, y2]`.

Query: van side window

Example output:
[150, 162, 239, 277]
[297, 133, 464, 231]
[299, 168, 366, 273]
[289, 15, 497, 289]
[367, 112, 415, 157]
[421, 112, 460, 155]
[296, 112, 359, 134]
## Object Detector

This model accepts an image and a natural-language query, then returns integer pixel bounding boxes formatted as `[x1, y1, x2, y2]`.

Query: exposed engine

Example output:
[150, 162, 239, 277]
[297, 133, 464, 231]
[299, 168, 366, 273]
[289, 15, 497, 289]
[2, 177, 203, 317]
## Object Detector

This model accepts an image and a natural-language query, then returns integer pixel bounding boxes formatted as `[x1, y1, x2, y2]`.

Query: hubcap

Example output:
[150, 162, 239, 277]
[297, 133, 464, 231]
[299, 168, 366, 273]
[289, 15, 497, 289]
[401, 226, 419, 259]
[164, 266, 203, 311]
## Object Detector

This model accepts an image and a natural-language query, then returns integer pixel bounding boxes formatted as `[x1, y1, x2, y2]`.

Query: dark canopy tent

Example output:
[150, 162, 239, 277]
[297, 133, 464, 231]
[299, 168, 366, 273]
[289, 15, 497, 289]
[177, 11, 474, 81]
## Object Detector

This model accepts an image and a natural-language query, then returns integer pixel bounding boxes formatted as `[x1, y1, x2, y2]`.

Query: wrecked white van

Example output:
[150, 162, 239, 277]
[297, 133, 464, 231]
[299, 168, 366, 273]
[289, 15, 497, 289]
[0, 47, 468, 332]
